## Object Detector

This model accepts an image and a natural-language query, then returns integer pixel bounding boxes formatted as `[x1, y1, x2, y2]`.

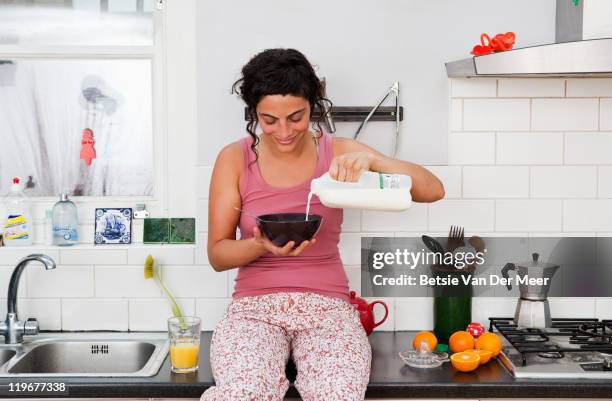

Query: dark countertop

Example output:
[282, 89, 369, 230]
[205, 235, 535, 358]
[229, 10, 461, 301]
[1, 331, 611, 399]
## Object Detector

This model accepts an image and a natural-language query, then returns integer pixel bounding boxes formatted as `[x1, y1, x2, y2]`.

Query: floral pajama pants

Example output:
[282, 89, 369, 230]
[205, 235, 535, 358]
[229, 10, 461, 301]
[200, 292, 372, 401]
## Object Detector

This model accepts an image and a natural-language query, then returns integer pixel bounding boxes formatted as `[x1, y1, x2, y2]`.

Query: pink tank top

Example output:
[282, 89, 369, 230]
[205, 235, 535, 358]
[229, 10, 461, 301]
[233, 133, 349, 302]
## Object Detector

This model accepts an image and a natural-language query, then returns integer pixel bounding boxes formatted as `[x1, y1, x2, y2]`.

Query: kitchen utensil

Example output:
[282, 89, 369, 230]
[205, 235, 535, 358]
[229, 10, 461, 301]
[353, 81, 401, 157]
[446, 225, 464, 253]
[502, 252, 560, 328]
[256, 213, 322, 248]
[398, 340, 449, 369]
[349, 290, 388, 336]
[421, 235, 444, 254]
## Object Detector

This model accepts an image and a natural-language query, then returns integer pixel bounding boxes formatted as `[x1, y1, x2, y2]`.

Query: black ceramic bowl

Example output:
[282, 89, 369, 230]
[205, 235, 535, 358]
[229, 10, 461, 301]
[256, 213, 323, 247]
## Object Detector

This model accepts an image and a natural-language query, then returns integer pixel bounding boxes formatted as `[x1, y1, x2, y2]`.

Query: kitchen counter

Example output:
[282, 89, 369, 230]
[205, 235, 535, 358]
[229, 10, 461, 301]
[1, 331, 611, 399]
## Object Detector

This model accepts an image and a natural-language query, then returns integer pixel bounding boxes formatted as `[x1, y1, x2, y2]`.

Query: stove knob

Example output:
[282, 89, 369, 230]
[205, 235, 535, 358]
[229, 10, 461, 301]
[604, 356, 612, 371]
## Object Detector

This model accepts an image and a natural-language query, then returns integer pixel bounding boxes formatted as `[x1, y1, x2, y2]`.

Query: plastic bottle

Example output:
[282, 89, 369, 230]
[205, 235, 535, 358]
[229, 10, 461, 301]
[2, 177, 34, 246]
[52, 193, 79, 246]
[310, 171, 412, 211]
[44, 209, 54, 246]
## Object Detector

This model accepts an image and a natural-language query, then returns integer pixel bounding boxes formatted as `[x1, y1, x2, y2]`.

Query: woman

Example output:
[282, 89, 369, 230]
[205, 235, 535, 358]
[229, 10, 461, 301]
[202, 48, 444, 401]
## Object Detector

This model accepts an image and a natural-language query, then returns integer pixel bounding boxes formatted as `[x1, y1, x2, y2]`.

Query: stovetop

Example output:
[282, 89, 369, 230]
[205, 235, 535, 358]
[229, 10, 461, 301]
[489, 318, 612, 379]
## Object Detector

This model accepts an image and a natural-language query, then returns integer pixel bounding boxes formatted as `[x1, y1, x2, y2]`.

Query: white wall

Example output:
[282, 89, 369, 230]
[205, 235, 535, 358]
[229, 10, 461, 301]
[196, 0, 556, 165]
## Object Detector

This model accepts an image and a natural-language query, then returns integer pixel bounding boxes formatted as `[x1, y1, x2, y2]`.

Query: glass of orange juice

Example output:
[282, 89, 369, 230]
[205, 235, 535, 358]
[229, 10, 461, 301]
[168, 316, 201, 373]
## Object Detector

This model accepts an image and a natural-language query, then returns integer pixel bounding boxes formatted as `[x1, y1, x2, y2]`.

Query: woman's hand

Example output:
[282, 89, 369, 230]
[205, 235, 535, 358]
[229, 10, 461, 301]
[329, 151, 378, 182]
[253, 226, 316, 256]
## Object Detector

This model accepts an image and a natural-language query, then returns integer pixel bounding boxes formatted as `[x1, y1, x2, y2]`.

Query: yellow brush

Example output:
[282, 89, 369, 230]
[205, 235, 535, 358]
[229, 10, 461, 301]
[144, 255, 184, 318]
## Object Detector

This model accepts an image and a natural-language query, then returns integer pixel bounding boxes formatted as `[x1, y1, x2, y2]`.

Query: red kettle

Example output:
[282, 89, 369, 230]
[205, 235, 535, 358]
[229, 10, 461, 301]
[349, 291, 389, 336]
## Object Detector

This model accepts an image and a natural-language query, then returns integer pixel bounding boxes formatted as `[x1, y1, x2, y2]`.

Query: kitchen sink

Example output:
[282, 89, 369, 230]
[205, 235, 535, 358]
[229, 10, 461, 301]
[0, 349, 16, 366]
[0, 332, 169, 377]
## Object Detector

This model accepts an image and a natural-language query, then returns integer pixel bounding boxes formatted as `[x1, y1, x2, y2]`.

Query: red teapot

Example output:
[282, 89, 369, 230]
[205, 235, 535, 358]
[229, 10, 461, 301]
[349, 291, 389, 336]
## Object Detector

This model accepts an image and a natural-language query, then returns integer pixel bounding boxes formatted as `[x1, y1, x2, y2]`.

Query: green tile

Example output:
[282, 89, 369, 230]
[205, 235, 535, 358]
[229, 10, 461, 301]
[169, 218, 196, 244]
[143, 218, 170, 244]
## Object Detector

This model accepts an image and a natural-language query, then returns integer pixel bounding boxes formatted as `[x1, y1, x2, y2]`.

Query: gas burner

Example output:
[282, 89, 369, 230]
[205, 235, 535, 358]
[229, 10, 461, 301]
[520, 335, 549, 343]
[538, 351, 564, 359]
[576, 322, 612, 343]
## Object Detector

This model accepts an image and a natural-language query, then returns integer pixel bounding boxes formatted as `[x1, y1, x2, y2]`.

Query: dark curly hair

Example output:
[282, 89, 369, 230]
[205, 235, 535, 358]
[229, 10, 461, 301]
[232, 48, 332, 161]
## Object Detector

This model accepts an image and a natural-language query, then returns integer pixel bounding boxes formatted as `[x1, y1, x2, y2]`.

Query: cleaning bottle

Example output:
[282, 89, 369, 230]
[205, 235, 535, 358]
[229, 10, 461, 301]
[2, 177, 34, 246]
[52, 193, 79, 246]
[310, 171, 412, 211]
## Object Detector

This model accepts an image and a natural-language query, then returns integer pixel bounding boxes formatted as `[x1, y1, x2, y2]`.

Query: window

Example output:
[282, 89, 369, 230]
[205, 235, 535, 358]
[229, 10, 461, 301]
[0, 0, 161, 197]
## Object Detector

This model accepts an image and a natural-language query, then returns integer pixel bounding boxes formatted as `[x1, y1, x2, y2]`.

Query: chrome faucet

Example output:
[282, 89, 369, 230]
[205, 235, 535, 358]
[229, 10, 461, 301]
[0, 254, 56, 344]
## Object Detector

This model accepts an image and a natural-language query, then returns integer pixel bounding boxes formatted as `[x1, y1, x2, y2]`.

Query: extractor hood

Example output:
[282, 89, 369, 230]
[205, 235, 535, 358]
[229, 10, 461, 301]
[445, 38, 612, 78]
[446, 1, 612, 78]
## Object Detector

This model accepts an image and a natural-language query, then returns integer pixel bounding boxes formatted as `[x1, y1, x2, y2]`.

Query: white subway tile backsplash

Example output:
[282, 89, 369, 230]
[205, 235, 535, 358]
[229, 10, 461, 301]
[463, 166, 529, 198]
[226, 268, 238, 297]
[425, 166, 462, 199]
[496, 132, 563, 165]
[0, 267, 27, 298]
[595, 298, 612, 319]
[451, 99, 462, 131]
[601, 99, 612, 130]
[195, 298, 232, 331]
[532, 99, 599, 131]
[27, 265, 94, 298]
[362, 203, 428, 232]
[62, 298, 128, 331]
[549, 298, 596, 318]
[565, 132, 612, 164]
[566, 78, 612, 97]
[531, 166, 597, 198]
[61, 248, 127, 265]
[197, 199, 208, 232]
[448, 132, 495, 165]
[339, 233, 365, 266]
[471, 298, 516, 327]
[195, 232, 209, 265]
[451, 78, 497, 97]
[0, 249, 60, 267]
[20, 299, 61, 330]
[428, 200, 495, 232]
[129, 298, 196, 331]
[161, 265, 227, 298]
[395, 297, 433, 330]
[197, 166, 213, 199]
[498, 79, 565, 98]
[95, 266, 161, 298]
[345, 265, 361, 294]
[127, 246, 195, 265]
[464, 99, 530, 131]
[495, 200, 562, 232]
[599, 166, 612, 198]
[341, 208, 361, 232]
[564, 200, 612, 231]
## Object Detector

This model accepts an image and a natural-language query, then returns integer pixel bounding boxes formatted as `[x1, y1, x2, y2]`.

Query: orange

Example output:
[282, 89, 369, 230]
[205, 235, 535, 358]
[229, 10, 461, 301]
[450, 351, 480, 372]
[475, 332, 502, 357]
[449, 330, 475, 354]
[465, 348, 493, 364]
[412, 331, 438, 350]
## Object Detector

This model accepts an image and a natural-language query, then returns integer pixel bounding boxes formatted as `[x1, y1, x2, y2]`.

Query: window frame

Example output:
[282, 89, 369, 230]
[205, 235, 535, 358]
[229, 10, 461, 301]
[0, 4, 167, 214]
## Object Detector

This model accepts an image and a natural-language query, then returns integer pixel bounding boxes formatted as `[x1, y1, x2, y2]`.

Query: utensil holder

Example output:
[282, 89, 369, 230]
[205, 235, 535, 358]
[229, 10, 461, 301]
[431, 265, 473, 343]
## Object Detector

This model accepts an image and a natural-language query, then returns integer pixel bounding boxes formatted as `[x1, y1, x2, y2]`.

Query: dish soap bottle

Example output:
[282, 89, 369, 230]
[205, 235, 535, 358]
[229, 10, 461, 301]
[310, 171, 412, 211]
[2, 177, 34, 246]
[52, 193, 79, 246]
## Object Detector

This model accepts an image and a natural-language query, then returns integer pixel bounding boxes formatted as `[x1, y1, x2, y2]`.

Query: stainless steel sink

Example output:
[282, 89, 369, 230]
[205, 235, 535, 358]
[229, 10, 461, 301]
[0, 333, 169, 377]
[0, 349, 16, 366]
